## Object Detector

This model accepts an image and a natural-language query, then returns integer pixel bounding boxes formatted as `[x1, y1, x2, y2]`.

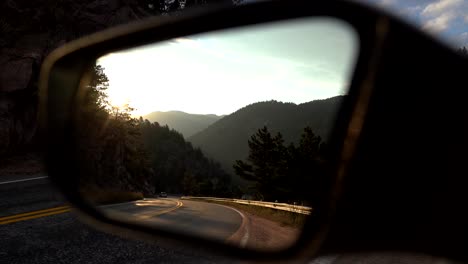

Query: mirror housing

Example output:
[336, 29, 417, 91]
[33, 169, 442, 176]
[39, 0, 468, 262]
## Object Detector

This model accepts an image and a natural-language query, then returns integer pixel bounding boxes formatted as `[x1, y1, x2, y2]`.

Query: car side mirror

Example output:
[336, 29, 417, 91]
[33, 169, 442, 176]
[39, 0, 468, 262]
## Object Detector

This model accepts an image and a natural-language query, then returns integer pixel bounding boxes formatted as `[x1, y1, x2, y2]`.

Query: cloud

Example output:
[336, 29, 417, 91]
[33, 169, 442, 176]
[419, 0, 465, 33]
[378, 0, 396, 6]
[422, 0, 462, 16]
[422, 11, 456, 32]
[398, 5, 423, 19]
[460, 32, 468, 41]
[356, 0, 468, 47]
[451, 32, 468, 48]
[404, 5, 423, 14]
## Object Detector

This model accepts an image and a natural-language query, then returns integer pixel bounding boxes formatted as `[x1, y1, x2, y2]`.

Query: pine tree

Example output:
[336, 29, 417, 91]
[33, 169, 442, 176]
[292, 127, 328, 204]
[457, 46, 467, 57]
[233, 126, 288, 200]
[234, 126, 329, 204]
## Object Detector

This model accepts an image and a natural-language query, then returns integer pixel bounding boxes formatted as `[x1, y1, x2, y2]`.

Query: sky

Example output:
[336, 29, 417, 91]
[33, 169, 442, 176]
[97, 17, 358, 116]
[356, 0, 468, 47]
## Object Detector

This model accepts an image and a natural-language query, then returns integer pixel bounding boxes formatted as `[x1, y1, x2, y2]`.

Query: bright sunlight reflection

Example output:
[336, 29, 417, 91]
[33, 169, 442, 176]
[97, 17, 358, 117]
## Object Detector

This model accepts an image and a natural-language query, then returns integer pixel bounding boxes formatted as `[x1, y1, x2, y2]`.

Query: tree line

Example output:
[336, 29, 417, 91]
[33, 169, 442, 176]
[234, 126, 330, 206]
[79, 64, 330, 205]
[77, 65, 233, 197]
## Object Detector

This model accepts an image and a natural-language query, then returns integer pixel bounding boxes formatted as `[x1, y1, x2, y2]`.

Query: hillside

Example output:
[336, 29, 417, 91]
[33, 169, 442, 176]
[144, 111, 223, 138]
[188, 96, 344, 182]
[0, 0, 233, 157]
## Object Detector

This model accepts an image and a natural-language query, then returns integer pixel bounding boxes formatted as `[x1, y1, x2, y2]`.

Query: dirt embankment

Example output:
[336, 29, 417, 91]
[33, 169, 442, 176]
[243, 211, 301, 250]
[220, 201, 304, 250]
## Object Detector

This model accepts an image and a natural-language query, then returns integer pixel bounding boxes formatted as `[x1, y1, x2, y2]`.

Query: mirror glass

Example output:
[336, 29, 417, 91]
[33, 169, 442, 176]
[74, 17, 359, 251]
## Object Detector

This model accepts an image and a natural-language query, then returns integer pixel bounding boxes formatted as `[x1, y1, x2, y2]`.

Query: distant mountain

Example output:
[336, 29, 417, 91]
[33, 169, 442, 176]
[188, 96, 344, 183]
[143, 111, 223, 138]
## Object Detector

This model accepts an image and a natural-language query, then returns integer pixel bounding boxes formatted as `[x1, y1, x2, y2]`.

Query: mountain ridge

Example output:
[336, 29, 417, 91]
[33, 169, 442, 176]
[188, 96, 345, 183]
[144, 110, 224, 138]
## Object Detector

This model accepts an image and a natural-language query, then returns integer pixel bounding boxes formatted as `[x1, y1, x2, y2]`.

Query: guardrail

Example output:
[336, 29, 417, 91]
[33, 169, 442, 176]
[181, 196, 312, 215]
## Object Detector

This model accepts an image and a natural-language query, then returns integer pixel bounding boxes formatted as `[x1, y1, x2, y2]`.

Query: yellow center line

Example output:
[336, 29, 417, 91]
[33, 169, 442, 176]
[138, 201, 183, 220]
[0, 206, 70, 225]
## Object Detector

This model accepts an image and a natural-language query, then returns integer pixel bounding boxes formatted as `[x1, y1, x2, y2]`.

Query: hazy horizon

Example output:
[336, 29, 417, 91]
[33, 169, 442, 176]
[140, 95, 343, 118]
[97, 17, 358, 116]
[143, 110, 223, 116]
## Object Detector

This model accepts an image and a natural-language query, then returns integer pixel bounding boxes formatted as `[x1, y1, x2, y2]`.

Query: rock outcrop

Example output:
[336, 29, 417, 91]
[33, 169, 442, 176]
[0, 0, 238, 197]
[0, 0, 236, 156]
[0, 0, 153, 156]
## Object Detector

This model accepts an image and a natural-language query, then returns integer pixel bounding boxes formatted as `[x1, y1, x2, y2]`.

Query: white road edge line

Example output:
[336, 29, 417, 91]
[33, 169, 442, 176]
[100, 198, 176, 209]
[0, 176, 48, 185]
[233, 207, 250, 248]
[215, 203, 250, 248]
[100, 200, 142, 208]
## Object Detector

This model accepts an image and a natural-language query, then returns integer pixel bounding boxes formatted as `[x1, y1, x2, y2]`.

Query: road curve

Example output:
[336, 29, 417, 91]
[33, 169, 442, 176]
[101, 198, 245, 244]
[0, 177, 236, 263]
[1, 176, 456, 263]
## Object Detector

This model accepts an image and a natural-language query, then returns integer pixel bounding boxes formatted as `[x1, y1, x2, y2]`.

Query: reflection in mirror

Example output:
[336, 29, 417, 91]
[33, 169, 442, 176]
[75, 17, 358, 250]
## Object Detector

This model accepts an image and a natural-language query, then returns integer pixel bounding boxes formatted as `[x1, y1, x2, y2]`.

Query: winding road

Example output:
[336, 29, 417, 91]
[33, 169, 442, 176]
[101, 198, 248, 246]
[0, 176, 236, 263]
[0, 175, 458, 263]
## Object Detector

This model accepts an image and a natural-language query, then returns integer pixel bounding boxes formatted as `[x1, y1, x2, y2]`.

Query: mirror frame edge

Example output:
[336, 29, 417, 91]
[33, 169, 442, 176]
[38, 0, 389, 261]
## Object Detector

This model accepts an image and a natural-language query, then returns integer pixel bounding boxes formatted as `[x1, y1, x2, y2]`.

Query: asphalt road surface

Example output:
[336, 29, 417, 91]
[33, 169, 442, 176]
[0, 175, 460, 264]
[0, 176, 237, 263]
[101, 198, 246, 246]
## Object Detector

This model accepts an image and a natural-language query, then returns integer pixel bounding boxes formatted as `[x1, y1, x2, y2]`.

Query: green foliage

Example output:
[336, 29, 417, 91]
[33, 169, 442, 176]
[77, 65, 155, 196]
[234, 126, 288, 201]
[81, 64, 109, 115]
[77, 64, 232, 198]
[189, 97, 343, 183]
[138, 120, 232, 196]
[78, 64, 335, 202]
[234, 126, 329, 205]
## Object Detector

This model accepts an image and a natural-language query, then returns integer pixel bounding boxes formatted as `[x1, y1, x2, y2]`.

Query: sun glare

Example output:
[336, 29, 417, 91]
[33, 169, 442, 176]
[97, 17, 358, 117]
